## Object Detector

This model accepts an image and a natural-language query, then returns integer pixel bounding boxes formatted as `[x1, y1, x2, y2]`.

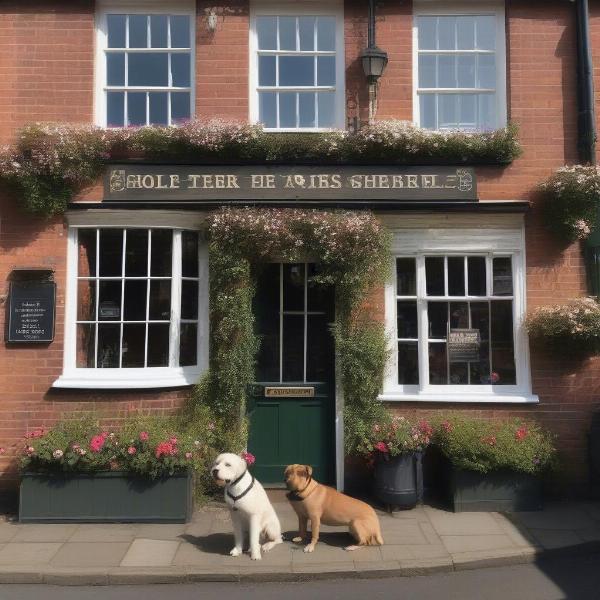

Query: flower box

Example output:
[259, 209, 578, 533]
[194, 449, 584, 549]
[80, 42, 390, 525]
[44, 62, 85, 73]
[373, 451, 423, 510]
[19, 470, 193, 523]
[448, 466, 543, 513]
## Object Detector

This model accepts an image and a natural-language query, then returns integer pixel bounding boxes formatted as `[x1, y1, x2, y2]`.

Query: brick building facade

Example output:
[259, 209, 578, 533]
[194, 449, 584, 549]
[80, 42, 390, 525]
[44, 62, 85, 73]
[0, 0, 599, 496]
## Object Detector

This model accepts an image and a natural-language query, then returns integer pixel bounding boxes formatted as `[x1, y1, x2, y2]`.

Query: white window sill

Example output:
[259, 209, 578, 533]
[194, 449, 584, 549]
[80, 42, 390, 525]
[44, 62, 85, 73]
[378, 392, 539, 404]
[53, 368, 202, 390]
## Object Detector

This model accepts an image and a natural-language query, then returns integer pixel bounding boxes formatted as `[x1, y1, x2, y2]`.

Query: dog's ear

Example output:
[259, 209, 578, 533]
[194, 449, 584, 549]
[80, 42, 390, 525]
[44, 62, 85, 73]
[305, 465, 313, 478]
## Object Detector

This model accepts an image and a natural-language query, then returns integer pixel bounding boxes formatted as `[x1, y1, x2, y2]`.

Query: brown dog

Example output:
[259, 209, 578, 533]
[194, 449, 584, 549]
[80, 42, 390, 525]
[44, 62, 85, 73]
[284, 464, 384, 552]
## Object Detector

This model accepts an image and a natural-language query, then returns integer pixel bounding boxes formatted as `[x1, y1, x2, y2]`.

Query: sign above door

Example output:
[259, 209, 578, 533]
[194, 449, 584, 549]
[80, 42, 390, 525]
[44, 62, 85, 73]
[103, 165, 477, 203]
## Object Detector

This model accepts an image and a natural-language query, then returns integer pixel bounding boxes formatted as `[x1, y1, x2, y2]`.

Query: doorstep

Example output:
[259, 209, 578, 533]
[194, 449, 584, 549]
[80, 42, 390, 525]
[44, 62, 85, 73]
[0, 500, 597, 584]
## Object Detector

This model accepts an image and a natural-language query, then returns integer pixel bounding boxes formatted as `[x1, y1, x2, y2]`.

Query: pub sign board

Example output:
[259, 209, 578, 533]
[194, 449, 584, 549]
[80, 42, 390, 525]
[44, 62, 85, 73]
[7, 282, 56, 343]
[104, 165, 477, 203]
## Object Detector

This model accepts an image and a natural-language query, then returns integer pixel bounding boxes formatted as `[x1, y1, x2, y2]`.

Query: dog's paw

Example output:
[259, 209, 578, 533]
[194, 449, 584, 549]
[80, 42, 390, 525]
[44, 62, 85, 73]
[229, 547, 242, 557]
[261, 541, 276, 553]
[303, 544, 315, 553]
[292, 536, 303, 544]
[250, 551, 262, 561]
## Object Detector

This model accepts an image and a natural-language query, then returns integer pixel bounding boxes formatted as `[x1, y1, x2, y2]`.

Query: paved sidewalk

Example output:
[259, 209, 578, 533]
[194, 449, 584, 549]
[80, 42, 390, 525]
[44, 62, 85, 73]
[0, 500, 597, 584]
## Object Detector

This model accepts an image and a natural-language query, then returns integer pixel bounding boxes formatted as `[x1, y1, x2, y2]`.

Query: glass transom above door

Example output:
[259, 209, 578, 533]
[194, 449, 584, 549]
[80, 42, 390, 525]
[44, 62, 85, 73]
[254, 263, 335, 383]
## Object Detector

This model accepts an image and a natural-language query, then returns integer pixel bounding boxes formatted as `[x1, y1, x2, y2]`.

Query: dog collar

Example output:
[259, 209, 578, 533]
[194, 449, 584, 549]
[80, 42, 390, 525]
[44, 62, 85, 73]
[226, 471, 255, 504]
[286, 477, 315, 502]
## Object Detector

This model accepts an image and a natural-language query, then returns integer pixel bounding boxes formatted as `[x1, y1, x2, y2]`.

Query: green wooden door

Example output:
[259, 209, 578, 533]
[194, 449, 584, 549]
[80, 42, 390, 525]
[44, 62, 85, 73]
[248, 264, 336, 486]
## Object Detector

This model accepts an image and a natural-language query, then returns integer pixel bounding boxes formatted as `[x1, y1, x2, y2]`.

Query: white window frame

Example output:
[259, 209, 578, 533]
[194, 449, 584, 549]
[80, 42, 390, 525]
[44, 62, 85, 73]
[412, 1, 507, 130]
[380, 214, 537, 403]
[54, 211, 209, 389]
[249, 0, 346, 132]
[94, 0, 196, 127]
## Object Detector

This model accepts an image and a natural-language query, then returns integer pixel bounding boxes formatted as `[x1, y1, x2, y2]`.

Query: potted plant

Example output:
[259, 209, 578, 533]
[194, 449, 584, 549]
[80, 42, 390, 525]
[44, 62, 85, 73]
[18, 414, 213, 523]
[358, 415, 432, 510]
[433, 417, 557, 512]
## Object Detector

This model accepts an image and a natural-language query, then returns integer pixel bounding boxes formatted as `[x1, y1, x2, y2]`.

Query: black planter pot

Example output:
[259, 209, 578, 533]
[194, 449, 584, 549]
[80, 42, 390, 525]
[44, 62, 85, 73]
[373, 452, 423, 510]
[449, 466, 543, 512]
[19, 471, 193, 523]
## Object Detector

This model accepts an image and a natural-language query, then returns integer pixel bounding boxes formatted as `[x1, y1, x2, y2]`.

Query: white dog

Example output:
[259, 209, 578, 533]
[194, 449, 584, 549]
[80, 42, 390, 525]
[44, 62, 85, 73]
[211, 452, 283, 560]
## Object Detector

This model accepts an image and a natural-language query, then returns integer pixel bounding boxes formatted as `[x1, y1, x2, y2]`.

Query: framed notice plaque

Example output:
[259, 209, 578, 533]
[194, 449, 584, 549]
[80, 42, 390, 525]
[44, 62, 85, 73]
[6, 281, 56, 343]
[448, 329, 480, 363]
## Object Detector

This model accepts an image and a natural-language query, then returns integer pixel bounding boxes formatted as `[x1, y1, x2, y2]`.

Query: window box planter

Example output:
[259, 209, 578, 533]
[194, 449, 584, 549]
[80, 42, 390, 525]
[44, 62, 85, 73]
[447, 466, 543, 512]
[373, 452, 423, 510]
[19, 471, 193, 523]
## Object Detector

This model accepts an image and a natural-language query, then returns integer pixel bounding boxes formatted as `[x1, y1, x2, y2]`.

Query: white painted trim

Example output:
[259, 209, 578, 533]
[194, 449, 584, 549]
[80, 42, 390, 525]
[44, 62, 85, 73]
[249, 0, 346, 131]
[379, 393, 538, 404]
[53, 368, 203, 389]
[412, 0, 507, 130]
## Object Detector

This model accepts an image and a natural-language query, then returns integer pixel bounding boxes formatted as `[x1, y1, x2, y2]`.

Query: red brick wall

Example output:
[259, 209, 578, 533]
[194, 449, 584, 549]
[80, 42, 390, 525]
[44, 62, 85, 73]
[0, 0, 599, 495]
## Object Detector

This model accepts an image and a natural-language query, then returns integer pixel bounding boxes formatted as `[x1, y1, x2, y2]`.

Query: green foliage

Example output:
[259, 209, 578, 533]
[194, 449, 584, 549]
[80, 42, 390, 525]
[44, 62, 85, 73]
[433, 416, 557, 475]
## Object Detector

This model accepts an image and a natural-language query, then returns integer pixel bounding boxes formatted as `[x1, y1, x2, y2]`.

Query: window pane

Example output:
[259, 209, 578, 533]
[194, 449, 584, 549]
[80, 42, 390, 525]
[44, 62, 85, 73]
[128, 53, 168, 86]
[255, 263, 280, 381]
[397, 301, 418, 338]
[122, 323, 145, 367]
[78, 229, 97, 277]
[457, 54, 475, 88]
[439, 94, 457, 128]
[419, 94, 436, 129]
[179, 323, 197, 366]
[151, 229, 172, 276]
[447, 257, 465, 296]
[259, 92, 277, 128]
[449, 362, 468, 384]
[419, 55, 436, 88]
[491, 301, 516, 384]
[99, 229, 123, 276]
[279, 16, 296, 51]
[299, 16, 315, 51]
[493, 257, 513, 296]
[129, 15, 148, 48]
[149, 280, 171, 320]
[317, 92, 335, 127]
[279, 56, 314, 86]
[476, 16, 496, 51]
[97, 324, 120, 368]
[425, 256, 444, 296]
[147, 324, 170, 366]
[396, 258, 416, 296]
[470, 301, 491, 385]
[107, 92, 125, 127]
[257, 16, 277, 50]
[125, 229, 148, 276]
[449, 301, 469, 328]
[317, 16, 335, 51]
[98, 281, 121, 321]
[171, 92, 191, 123]
[478, 94, 496, 130]
[259, 55, 276, 86]
[299, 92, 316, 128]
[182, 231, 199, 277]
[150, 15, 168, 48]
[429, 342, 447, 384]
[457, 17, 475, 50]
[307, 314, 334, 382]
[279, 92, 296, 128]
[170, 16, 190, 48]
[418, 16, 436, 50]
[123, 280, 147, 321]
[398, 342, 419, 384]
[107, 53, 125, 86]
[127, 92, 146, 126]
[149, 92, 168, 125]
[477, 54, 496, 89]
[317, 56, 335, 86]
[468, 256, 486, 296]
[171, 53, 191, 87]
[76, 324, 95, 368]
[307, 264, 334, 313]
[459, 94, 477, 129]
[107, 14, 126, 48]
[283, 263, 304, 311]
[428, 302, 448, 338]
[181, 280, 199, 320]
[282, 315, 304, 381]
[77, 280, 96, 321]
[438, 16, 456, 50]
[438, 55, 456, 88]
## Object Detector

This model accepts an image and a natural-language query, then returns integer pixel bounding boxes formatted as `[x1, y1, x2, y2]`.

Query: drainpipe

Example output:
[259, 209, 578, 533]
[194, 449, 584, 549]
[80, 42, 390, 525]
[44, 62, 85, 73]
[575, 0, 596, 165]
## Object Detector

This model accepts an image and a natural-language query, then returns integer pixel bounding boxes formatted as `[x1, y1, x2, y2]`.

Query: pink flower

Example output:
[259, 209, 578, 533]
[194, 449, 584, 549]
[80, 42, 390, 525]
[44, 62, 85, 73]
[90, 435, 106, 453]
[207, 422, 215, 431]
[0, 448, 6, 455]
[155, 441, 177, 459]
[127, 446, 136, 455]
[101, 431, 109, 439]
[515, 426, 528, 441]
[241, 451, 255, 466]
[441, 420, 453, 433]
[490, 372, 500, 384]
[25, 446, 35, 456]
[139, 431, 149, 442]
[374, 442, 389, 453]
[169, 437, 178, 445]
[185, 452, 193, 459]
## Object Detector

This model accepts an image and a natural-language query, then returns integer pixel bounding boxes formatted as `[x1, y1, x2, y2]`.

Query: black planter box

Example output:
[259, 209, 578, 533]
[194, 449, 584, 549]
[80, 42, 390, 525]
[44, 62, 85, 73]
[449, 467, 543, 512]
[373, 452, 423, 510]
[19, 471, 193, 523]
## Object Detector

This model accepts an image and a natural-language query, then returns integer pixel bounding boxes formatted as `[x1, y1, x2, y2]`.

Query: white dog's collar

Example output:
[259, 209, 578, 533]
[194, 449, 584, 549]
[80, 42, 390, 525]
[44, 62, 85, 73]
[227, 470, 255, 506]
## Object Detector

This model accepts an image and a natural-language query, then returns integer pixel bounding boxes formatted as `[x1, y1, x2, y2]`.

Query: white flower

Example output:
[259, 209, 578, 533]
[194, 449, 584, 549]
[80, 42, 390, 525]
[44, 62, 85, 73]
[52, 449, 64, 459]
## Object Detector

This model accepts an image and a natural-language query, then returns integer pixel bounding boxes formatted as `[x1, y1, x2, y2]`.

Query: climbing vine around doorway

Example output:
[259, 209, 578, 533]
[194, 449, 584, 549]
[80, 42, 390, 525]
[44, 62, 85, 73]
[187, 208, 392, 455]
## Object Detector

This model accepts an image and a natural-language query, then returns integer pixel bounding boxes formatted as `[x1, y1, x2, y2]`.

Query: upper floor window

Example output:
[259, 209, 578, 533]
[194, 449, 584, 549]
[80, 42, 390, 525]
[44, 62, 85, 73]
[414, 3, 506, 131]
[251, 6, 345, 131]
[96, 6, 194, 127]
